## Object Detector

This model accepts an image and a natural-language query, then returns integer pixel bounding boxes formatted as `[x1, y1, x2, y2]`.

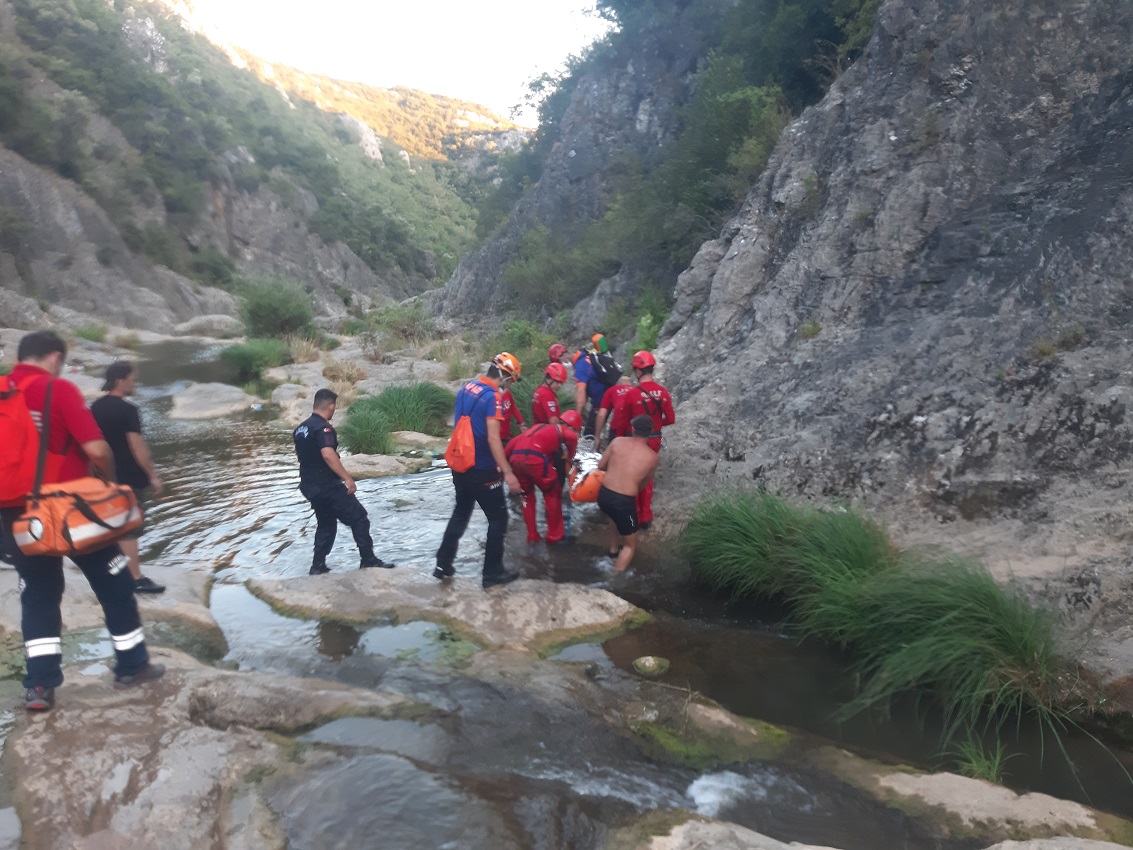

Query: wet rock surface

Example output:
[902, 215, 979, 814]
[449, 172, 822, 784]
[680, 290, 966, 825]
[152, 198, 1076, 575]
[169, 382, 259, 419]
[247, 570, 649, 655]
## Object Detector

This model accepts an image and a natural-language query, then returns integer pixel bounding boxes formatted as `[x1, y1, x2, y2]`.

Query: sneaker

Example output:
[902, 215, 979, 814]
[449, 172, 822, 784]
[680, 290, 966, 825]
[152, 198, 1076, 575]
[482, 570, 520, 589]
[309, 563, 331, 575]
[24, 686, 54, 711]
[433, 564, 455, 580]
[113, 662, 166, 689]
[360, 557, 396, 569]
[135, 575, 166, 594]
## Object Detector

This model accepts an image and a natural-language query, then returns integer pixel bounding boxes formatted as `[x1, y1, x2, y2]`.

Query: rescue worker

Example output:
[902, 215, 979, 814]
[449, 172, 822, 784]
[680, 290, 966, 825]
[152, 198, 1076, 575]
[294, 388, 396, 574]
[504, 410, 582, 545]
[532, 362, 567, 425]
[548, 343, 568, 366]
[623, 350, 675, 530]
[0, 330, 163, 711]
[573, 334, 617, 437]
[592, 375, 637, 452]
[597, 415, 660, 573]
[498, 381, 525, 446]
[435, 353, 523, 588]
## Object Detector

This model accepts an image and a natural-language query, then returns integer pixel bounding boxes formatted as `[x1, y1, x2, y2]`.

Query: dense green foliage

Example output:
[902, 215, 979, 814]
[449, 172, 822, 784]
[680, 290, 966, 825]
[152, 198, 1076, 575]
[483, 320, 578, 417]
[339, 383, 455, 454]
[681, 490, 1081, 762]
[238, 278, 314, 339]
[219, 338, 291, 383]
[0, 0, 485, 283]
[494, 0, 880, 313]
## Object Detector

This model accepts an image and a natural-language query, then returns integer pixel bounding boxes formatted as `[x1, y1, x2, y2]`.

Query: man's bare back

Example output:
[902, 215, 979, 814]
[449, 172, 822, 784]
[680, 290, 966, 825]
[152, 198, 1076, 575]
[599, 434, 659, 496]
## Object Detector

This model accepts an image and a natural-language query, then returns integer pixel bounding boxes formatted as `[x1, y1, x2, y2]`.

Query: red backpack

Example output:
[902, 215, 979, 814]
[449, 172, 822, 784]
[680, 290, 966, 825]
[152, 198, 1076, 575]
[0, 375, 41, 508]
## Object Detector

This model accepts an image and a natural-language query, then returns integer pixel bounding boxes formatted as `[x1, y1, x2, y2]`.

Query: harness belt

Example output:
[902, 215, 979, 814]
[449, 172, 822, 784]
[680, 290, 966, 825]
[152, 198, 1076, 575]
[511, 448, 553, 477]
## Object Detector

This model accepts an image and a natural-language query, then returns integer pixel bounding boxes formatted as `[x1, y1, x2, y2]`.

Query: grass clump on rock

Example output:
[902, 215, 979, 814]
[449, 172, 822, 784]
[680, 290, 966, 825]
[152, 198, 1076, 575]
[681, 489, 1081, 763]
[339, 382, 454, 455]
[220, 338, 291, 383]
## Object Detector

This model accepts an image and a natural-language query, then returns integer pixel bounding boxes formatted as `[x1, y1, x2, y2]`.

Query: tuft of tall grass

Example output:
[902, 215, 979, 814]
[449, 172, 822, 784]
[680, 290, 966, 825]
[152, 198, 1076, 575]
[338, 382, 455, 454]
[322, 354, 365, 384]
[286, 334, 320, 364]
[682, 489, 1077, 755]
[74, 323, 107, 343]
[220, 338, 291, 383]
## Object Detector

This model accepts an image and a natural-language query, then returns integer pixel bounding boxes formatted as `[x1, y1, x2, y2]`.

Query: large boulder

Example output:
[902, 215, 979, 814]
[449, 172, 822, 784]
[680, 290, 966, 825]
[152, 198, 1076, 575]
[169, 382, 257, 419]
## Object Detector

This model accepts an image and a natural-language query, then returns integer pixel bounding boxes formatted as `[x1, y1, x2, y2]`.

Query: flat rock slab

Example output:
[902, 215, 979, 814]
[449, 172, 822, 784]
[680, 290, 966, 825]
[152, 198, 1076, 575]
[984, 841, 1133, 850]
[627, 819, 838, 850]
[9, 650, 411, 850]
[807, 747, 1133, 845]
[247, 570, 648, 655]
[340, 452, 431, 478]
[169, 382, 256, 419]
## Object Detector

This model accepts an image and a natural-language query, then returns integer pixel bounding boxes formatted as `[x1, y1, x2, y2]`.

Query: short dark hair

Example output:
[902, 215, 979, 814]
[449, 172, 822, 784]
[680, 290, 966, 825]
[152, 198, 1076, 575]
[102, 361, 135, 391]
[313, 388, 338, 409]
[18, 330, 67, 362]
[486, 364, 502, 380]
[631, 414, 653, 437]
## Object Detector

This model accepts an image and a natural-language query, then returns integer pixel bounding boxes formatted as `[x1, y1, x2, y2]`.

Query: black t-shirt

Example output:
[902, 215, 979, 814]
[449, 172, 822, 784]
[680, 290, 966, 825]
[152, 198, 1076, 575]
[90, 394, 149, 489]
[293, 413, 340, 487]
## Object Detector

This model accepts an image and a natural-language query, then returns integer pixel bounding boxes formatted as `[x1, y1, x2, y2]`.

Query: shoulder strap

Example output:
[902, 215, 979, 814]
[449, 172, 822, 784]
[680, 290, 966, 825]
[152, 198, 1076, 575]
[31, 380, 54, 498]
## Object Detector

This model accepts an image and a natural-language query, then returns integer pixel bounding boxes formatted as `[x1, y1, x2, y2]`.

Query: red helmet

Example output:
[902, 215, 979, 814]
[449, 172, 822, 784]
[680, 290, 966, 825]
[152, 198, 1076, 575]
[560, 410, 583, 431]
[545, 363, 568, 383]
[632, 350, 656, 370]
[548, 343, 567, 363]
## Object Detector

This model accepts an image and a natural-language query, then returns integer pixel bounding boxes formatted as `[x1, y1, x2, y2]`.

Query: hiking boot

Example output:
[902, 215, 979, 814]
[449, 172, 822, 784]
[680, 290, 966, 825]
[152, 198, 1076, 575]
[135, 575, 166, 594]
[433, 564, 455, 580]
[113, 662, 166, 689]
[360, 557, 395, 569]
[309, 563, 331, 575]
[482, 570, 520, 589]
[24, 686, 54, 711]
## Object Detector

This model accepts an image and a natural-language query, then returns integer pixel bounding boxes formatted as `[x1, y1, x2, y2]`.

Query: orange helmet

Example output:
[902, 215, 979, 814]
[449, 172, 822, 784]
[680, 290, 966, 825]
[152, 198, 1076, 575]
[545, 362, 568, 383]
[632, 350, 656, 370]
[491, 351, 522, 382]
[548, 343, 567, 363]
[560, 410, 583, 431]
[570, 349, 583, 366]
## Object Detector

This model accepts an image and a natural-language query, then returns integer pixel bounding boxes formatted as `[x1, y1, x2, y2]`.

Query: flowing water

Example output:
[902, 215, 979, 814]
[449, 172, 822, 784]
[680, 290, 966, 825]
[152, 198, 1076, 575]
[26, 339, 1132, 848]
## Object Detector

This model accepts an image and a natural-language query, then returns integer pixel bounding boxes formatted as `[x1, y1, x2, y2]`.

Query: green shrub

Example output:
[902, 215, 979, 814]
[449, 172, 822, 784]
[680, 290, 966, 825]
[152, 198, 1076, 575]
[366, 301, 436, 347]
[220, 338, 291, 383]
[238, 277, 314, 339]
[73, 323, 107, 343]
[0, 364, 11, 376]
[339, 382, 455, 454]
[681, 489, 1076, 756]
[340, 317, 368, 336]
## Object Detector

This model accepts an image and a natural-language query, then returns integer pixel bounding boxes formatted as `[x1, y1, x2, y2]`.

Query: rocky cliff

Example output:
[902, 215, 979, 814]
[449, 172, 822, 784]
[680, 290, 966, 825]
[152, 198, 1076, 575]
[436, 2, 731, 316]
[658, 0, 1133, 620]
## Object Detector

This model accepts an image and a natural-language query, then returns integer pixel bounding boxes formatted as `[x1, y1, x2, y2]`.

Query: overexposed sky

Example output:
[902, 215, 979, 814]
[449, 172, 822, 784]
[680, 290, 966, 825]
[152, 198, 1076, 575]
[184, 0, 611, 122]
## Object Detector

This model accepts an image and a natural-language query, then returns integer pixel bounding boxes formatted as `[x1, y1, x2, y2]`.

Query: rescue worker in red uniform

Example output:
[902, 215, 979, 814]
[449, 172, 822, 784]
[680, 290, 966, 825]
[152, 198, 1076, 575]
[622, 351, 674, 529]
[532, 362, 567, 425]
[498, 383, 525, 446]
[548, 343, 568, 366]
[505, 410, 583, 544]
[592, 376, 638, 451]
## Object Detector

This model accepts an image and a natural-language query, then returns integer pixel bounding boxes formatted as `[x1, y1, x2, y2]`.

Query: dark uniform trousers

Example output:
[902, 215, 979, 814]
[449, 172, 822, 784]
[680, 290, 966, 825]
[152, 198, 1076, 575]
[300, 481, 376, 568]
[0, 507, 149, 689]
[436, 468, 509, 577]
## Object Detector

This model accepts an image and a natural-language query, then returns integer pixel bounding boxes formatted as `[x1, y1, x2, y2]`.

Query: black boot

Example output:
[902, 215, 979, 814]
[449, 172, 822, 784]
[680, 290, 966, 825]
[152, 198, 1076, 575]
[309, 562, 331, 575]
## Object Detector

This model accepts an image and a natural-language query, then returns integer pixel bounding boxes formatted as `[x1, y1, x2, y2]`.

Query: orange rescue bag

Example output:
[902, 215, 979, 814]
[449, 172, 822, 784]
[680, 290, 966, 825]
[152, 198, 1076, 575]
[13, 477, 142, 557]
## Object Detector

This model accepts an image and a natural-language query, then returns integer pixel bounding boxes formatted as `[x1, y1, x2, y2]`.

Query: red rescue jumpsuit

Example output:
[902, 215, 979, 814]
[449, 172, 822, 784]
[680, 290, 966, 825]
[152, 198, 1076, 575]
[505, 423, 579, 543]
[624, 380, 675, 525]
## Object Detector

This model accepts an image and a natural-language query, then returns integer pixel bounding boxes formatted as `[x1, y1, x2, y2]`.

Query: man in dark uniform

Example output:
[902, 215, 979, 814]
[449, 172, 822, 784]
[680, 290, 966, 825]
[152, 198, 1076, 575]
[293, 388, 395, 575]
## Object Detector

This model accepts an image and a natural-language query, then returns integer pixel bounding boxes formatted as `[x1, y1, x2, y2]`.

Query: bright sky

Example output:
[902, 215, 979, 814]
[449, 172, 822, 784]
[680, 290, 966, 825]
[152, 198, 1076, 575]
[183, 0, 611, 123]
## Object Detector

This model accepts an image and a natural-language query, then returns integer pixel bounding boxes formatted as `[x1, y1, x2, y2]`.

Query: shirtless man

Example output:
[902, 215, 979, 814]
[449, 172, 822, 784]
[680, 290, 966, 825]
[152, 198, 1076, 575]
[597, 415, 660, 573]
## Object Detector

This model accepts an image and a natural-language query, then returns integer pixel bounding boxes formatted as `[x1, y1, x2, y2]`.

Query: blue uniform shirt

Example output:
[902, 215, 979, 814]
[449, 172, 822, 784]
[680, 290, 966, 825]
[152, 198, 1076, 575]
[454, 377, 504, 471]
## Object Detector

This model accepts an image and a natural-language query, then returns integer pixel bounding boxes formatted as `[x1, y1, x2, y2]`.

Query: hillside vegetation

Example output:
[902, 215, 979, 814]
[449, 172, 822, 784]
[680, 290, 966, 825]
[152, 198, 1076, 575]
[0, 0, 507, 289]
[482, 0, 880, 315]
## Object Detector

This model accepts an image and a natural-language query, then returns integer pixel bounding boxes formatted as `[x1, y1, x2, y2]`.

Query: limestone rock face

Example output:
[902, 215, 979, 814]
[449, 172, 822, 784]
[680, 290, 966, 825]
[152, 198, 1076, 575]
[436, 2, 732, 316]
[0, 145, 235, 333]
[652, 0, 1133, 635]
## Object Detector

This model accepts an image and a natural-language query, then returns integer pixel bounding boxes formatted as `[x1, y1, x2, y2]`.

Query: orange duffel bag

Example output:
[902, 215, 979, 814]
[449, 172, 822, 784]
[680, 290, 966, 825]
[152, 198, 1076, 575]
[11, 378, 141, 558]
[13, 477, 141, 557]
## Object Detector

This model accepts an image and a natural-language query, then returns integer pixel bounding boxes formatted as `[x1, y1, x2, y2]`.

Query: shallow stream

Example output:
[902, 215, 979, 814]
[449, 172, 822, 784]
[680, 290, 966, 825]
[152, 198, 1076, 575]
[21, 339, 1133, 848]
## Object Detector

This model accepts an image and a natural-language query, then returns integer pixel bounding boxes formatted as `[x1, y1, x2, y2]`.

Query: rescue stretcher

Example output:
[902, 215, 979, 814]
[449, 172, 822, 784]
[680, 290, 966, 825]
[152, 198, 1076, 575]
[567, 437, 604, 503]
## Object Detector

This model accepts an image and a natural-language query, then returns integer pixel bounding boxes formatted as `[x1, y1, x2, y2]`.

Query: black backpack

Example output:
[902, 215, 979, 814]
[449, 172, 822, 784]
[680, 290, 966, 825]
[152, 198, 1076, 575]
[588, 351, 623, 387]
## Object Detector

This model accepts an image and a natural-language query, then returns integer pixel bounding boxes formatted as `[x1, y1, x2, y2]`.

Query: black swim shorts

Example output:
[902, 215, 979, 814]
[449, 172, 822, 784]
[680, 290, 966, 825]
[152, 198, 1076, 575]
[597, 485, 638, 536]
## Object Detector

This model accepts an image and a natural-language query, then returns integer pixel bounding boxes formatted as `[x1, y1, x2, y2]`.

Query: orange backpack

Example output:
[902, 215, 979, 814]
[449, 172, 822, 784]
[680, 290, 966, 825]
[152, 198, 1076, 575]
[445, 382, 492, 473]
[444, 414, 476, 473]
[0, 375, 42, 508]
